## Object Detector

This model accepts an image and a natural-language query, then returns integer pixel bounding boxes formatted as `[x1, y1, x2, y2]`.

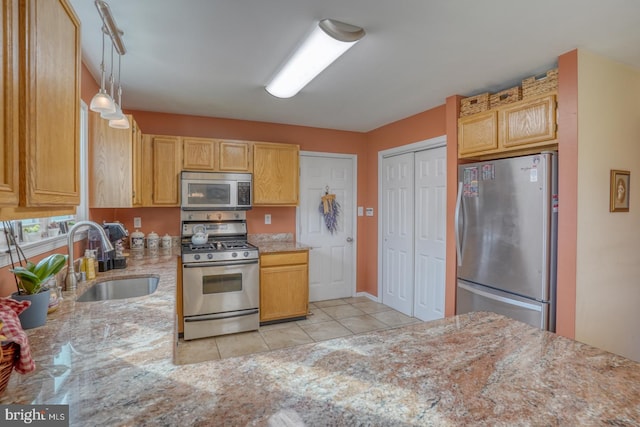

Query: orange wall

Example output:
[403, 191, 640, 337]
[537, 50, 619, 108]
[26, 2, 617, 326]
[445, 95, 463, 316]
[362, 106, 447, 295]
[555, 50, 578, 339]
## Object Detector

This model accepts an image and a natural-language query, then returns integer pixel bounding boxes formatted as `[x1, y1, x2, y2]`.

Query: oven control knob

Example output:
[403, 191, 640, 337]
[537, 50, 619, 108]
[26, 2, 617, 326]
[207, 253, 213, 260]
[232, 252, 238, 258]
[194, 254, 201, 260]
[243, 251, 249, 257]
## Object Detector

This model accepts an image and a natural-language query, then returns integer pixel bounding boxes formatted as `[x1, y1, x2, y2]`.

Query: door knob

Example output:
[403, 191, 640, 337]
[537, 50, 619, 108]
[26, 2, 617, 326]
[346, 237, 353, 242]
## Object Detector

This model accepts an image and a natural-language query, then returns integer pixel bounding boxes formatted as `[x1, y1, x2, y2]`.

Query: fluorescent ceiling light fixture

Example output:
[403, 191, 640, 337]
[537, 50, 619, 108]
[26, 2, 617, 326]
[265, 19, 365, 98]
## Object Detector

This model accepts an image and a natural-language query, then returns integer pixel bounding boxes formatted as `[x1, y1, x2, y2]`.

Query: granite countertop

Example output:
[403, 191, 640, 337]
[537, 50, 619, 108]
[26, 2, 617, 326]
[2, 253, 639, 426]
[248, 233, 312, 254]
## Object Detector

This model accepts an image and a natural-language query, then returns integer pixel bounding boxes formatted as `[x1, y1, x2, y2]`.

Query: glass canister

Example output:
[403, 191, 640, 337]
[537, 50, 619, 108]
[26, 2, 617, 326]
[146, 231, 160, 249]
[130, 229, 145, 250]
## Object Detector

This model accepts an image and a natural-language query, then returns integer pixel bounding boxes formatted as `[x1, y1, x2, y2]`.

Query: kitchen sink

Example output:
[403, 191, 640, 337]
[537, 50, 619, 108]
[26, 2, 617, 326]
[76, 276, 160, 302]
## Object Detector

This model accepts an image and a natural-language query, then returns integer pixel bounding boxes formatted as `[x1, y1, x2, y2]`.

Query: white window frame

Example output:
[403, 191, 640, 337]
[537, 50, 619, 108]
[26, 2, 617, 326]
[0, 101, 90, 267]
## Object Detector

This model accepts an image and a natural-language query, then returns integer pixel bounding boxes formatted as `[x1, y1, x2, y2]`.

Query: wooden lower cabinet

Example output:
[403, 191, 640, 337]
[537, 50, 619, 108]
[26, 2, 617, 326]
[259, 250, 309, 323]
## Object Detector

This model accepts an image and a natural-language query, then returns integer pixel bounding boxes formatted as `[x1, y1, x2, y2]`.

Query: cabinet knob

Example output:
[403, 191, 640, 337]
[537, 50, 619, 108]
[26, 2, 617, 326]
[346, 237, 353, 243]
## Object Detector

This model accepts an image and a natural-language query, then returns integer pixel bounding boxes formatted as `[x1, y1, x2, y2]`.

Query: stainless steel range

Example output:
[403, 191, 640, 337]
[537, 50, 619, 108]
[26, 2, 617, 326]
[181, 210, 259, 340]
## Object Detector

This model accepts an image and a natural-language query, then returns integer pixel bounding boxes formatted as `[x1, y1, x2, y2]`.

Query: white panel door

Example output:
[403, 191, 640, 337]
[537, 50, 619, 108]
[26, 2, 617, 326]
[413, 147, 447, 321]
[381, 152, 414, 315]
[298, 154, 355, 301]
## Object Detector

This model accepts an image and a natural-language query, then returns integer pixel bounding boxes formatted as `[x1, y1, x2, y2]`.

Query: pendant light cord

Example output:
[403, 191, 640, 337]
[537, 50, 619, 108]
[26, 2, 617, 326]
[99, 31, 106, 91]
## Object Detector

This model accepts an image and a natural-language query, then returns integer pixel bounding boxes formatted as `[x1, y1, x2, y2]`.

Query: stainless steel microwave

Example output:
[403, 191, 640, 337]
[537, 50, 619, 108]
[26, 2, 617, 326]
[180, 171, 252, 210]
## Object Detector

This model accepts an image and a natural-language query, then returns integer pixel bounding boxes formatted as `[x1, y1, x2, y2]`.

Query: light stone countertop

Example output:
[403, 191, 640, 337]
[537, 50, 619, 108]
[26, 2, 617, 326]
[248, 233, 312, 253]
[1, 249, 639, 426]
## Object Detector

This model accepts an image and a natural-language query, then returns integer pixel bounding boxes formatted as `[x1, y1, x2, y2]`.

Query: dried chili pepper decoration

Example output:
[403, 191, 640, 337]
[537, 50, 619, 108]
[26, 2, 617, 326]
[318, 188, 340, 234]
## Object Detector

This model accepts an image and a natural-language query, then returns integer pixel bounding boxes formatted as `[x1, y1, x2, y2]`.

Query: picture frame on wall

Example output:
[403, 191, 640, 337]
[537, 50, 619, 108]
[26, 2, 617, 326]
[610, 169, 630, 212]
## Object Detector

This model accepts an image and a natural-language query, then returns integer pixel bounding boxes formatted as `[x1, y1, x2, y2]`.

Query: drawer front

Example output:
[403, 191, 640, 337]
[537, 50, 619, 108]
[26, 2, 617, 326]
[260, 251, 308, 267]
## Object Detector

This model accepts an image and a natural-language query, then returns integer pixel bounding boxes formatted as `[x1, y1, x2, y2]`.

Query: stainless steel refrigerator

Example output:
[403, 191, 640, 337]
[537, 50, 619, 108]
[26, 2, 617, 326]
[455, 152, 558, 331]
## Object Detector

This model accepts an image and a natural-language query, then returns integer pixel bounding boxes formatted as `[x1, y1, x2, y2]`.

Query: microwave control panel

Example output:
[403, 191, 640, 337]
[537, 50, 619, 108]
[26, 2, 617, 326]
[237, 181, 252, 206]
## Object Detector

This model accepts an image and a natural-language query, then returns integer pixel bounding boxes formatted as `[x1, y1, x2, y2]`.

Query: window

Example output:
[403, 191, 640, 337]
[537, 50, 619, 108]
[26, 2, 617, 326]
[0, 101, 89, 266]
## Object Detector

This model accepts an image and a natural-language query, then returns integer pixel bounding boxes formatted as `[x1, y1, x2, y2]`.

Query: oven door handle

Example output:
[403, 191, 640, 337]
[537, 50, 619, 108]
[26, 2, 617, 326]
[184, 308, 259, 322]
[182, 259, 259, 268]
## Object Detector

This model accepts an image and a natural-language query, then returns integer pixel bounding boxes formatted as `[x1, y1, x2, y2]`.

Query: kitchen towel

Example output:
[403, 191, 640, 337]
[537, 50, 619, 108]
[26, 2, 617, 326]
[0, 297, 36, 374]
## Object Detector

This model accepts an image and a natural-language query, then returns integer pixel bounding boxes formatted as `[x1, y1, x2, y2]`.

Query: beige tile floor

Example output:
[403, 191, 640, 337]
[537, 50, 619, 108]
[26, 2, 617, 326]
[174, 296, 422, 365]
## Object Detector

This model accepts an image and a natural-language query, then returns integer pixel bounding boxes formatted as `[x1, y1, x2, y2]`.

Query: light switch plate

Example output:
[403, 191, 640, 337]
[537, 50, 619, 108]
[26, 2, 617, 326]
[133, 217, 142, 228]
[365, 208, 374, 217]
[357, 206, 364, 216]
[265, 214, 271, 225]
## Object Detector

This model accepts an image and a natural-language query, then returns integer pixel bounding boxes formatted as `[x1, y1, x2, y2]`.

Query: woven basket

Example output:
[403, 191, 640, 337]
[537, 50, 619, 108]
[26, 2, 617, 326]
[460, 92, 490, 117]
[0, 342, 18, 396]
[489, 86, 522, 108]
[522, 68, 558, 98]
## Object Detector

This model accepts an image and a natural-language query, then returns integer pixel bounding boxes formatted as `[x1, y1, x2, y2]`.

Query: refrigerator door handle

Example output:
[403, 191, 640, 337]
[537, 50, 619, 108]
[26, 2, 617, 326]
[458, 282, 542, 312]
[455, 181, 463, 266]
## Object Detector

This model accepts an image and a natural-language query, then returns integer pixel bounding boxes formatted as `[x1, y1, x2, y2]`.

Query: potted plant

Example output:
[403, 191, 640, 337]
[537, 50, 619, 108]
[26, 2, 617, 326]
[9, 254, 68, 329]
[23, 224, 41, 242]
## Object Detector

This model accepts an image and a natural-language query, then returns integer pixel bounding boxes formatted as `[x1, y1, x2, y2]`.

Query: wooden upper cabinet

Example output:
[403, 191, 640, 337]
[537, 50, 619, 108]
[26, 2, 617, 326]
[0, 0, 19, 206]
[218, 140, 251, 172]
[500, 94, 557, 148]
[458, 111, 498, 157]
[19, 0, 81, 206]
[182, 138, 252, 172]
[183, 137, 216, 170]
[458, 93, 557, 159]
[132, 121, 143, 206]
[89, 113, 142, 208]
[143, 135, 182, 206]
[253, 142, 299, 206]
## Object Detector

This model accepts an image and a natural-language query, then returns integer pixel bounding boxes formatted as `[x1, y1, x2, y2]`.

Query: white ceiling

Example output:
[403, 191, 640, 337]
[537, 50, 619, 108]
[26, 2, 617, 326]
[69, 0, 640, 132]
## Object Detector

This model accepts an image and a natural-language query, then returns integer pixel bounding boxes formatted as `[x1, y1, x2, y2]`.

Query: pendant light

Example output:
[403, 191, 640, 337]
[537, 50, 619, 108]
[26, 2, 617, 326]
[108, 52, 129, 129]
[101, 44, 125, 121]
[89, 30, 116, 113]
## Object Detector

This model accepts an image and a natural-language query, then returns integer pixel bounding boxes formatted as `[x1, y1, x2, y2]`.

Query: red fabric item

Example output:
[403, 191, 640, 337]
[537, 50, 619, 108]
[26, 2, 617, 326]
[0, 297, 36, 374]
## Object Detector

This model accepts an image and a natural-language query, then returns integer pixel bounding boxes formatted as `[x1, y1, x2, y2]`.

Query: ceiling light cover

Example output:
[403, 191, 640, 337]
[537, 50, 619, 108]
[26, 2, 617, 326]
[265, 19, 365, 98]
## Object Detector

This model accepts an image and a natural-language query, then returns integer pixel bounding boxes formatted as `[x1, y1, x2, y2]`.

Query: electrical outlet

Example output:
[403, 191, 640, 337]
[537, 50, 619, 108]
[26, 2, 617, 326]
[357, 206, 364, 216]
[133, 217, 142, 228]
[264, 214, 271, 225]
[365, 208, 374, 217]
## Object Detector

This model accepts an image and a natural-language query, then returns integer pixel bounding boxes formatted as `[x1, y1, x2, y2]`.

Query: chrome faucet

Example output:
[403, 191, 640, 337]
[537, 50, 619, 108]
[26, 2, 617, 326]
[65, 220, 114, 291]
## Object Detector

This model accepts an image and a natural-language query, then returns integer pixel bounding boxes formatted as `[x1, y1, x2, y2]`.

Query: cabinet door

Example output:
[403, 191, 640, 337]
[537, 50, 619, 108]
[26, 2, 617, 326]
[89, 112, 134, 207]
[183, 137, 215, 171]
[0, 0, 19, 206]
[253, 142, 299, 205]
[131, 119, 143, 206]
[260, 263, 309, 323]
[500, 94, 557, 149]
[20, 0, 80, 206]
[149, 135, 181, 206]
[219, 140, 251, 172]
[458, 111, 498, 157]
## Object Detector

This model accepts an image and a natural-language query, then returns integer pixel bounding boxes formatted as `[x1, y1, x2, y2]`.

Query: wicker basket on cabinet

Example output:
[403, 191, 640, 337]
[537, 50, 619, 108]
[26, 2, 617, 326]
[522, 68, 558, 98]
[489, 86, 522, 108]
[460, 92, 490, 117]
[0, 342, 18, 395]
